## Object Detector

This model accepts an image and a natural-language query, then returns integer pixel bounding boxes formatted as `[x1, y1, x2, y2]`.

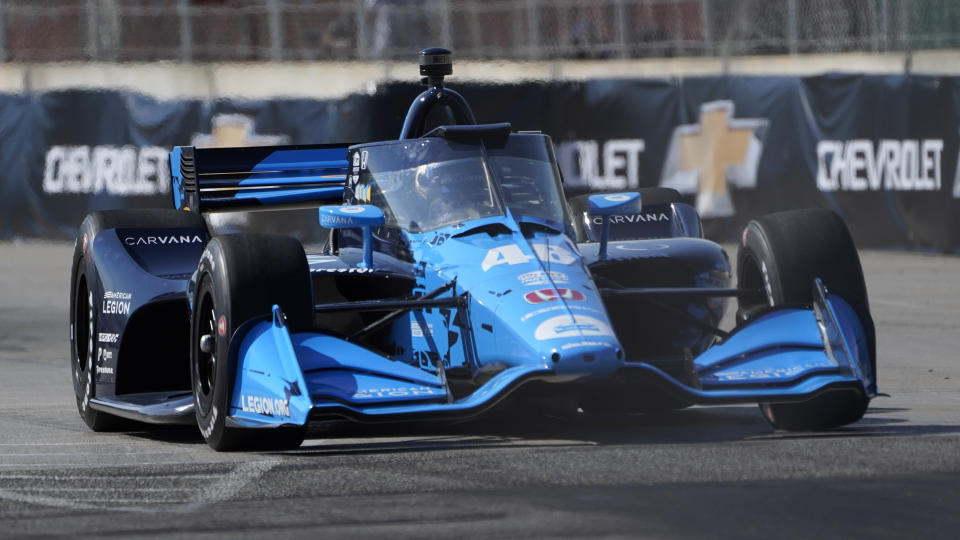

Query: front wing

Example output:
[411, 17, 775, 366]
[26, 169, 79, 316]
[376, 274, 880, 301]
[223, 280, 876, 429]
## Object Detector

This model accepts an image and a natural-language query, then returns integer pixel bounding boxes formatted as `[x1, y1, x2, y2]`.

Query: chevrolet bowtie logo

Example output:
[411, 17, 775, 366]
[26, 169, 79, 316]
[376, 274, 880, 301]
[660, 101, 768, 218]
[190, 114, 291, 230]
[191, 113, 289, 148]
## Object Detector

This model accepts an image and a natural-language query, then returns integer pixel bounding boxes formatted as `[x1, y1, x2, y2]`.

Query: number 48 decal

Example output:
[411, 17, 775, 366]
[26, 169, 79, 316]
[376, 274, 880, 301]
[482, 243, 576, 271]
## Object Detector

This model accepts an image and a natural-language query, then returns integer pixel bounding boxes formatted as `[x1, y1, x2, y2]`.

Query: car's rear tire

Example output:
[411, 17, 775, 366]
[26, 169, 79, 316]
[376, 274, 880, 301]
[191, 234, 312, 451]
[70, 209, 206, 431]
[70, 258, 125, 430]
[737, 209, 874, 431]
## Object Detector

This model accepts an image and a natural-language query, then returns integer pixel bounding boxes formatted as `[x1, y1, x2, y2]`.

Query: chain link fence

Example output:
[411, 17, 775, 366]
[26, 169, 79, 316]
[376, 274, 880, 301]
[2, 0, 959, 62]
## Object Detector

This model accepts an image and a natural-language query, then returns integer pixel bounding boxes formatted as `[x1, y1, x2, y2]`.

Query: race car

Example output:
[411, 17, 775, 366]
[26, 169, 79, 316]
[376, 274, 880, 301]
[69, 48, 877, 450]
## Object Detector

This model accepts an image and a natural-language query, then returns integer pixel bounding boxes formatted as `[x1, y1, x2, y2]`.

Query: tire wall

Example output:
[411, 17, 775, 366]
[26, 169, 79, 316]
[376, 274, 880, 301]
[4, 75, 960, 251]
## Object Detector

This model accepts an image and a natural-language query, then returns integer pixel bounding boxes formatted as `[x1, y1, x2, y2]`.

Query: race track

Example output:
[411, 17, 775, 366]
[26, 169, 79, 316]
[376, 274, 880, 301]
[1, 241, 959, 538]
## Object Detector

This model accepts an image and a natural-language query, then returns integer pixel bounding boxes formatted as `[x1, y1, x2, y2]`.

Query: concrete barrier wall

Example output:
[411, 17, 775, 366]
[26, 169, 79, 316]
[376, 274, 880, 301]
[1, 50, 959, 100]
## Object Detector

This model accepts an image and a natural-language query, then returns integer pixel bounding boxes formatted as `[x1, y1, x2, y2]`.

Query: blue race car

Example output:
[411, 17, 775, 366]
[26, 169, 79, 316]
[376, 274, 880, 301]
[69, 49, 876, 450]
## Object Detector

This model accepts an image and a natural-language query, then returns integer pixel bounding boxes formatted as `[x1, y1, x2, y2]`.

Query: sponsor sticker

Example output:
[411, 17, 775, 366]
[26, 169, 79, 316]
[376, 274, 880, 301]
[312, 267, 374, 274]
[523, 288, 585, 304]
[590, 212, 670, 225]
[352, 151, 360, 177]
[518, 271, 569, 286]
[102, 291, 132, 316]
[411, 321, 434, 338]
[519, 304, 603, 323]
[323, 215, 362, 227]
[98, 332, 119, 344]
[354, 386, 443, 399]
[95, 347, 115, 379]
[306, 255, 338, 264]
[712, 361, 833, 381]
[340, 205, 365, 214]
[355, 184, 372, 202]
[534, 314, 614, 341]
[239, 394, 290, 417]
[124, 234, 203, 246]
[560, 340, 619, 351]
[613, 242, 670, 252]
[217, 315, 227, 337]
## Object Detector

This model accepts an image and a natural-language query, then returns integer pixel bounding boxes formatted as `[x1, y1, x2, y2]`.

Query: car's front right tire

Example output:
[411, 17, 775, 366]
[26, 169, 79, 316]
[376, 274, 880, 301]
[737, 208, 874, 431]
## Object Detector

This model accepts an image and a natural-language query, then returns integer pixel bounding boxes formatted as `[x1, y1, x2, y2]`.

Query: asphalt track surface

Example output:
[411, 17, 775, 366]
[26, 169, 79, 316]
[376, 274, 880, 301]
[1, 241, 959, 539]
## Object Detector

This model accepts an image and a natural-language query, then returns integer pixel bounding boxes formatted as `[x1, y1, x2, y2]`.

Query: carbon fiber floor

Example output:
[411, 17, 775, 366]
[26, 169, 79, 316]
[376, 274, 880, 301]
[1, 242, 959, 538]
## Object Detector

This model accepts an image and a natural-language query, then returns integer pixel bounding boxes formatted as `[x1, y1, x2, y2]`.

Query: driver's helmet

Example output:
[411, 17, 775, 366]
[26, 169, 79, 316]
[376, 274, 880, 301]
[413, 161, 467, 204]
[412, 161, 489, 226]
[413, 163, 438, 197]
[414, 161, 489, 198]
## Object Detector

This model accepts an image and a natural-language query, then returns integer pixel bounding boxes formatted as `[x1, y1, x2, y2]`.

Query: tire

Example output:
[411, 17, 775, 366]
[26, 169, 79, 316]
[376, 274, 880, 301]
[69, 209, 206, 431]
[70, 256, 124, 430]
[191, 234, 312, 451]
[737, 209, 874, 431]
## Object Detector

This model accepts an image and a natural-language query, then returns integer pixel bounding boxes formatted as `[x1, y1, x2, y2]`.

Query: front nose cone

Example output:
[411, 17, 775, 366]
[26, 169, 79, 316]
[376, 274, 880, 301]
[539, 339, 624, 379]
[527, 312, 623, 378]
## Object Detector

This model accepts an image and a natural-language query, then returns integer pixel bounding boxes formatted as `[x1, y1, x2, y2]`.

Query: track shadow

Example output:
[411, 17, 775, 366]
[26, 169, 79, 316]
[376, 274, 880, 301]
[119, 424, 206, 444]
[864, 406, 911, 414]
[283, 405, 773, 457]
[111, 401, 960, 454]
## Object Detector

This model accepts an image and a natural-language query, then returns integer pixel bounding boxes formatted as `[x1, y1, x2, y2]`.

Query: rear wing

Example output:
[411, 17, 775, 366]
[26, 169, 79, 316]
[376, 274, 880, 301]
[169, 144, 353, 212]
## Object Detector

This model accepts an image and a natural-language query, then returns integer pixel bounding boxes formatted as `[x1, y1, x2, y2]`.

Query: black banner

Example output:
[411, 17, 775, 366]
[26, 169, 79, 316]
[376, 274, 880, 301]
[3, 75, 959, 251]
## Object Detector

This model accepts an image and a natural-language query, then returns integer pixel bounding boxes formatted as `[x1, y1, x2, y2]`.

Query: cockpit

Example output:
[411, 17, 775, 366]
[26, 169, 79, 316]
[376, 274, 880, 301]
[350, 130, 569, 234]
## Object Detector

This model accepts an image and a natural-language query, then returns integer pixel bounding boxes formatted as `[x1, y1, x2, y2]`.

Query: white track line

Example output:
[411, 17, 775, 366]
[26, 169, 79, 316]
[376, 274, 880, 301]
[4, 488, 195, 492]
[182, 460, 279, 512]
[0, 474, 220, 480]
[0, 460, 280, 513]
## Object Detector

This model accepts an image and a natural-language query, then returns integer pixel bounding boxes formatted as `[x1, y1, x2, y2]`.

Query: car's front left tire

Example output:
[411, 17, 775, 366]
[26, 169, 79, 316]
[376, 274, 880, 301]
[191, 234, 312, 451]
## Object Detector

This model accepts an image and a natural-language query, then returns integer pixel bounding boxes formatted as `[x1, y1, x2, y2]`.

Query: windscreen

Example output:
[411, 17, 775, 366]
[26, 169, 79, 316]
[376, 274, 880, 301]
[354, 133, 567, 233]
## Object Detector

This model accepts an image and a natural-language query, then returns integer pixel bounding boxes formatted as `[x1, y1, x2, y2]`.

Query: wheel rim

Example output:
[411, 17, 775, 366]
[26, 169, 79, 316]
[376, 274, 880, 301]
[738, 253, 770, 311]
[194, 290, 217, 416]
